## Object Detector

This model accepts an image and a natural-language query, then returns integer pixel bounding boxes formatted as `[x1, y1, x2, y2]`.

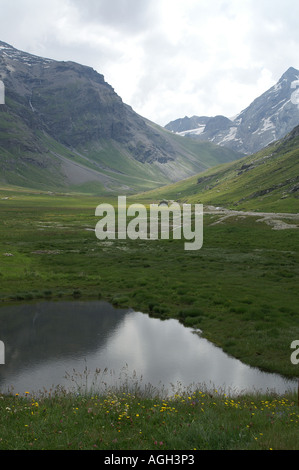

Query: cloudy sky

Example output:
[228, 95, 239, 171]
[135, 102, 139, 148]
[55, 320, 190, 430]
[0, 0, 299, 126]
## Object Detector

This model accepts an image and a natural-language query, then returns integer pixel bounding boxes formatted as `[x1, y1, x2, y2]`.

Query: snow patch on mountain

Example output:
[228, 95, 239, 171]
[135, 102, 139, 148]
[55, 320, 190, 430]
[0, 41, 53, 67]
[165, 67, 299, 155]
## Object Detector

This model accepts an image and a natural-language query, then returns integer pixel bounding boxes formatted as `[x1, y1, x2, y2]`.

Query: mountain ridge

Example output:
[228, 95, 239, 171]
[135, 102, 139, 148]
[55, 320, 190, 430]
[0, 41, 240, 194]
[136, 124, 299, 213]
[165, 67, 299, 155]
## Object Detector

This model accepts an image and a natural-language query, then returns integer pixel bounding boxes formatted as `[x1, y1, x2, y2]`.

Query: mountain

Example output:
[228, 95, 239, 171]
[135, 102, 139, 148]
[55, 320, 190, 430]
[0, 41, 240, 194]
[137, 124, 299, 213]
[165, 67, 299, 155]
[165, 116, 210, 134]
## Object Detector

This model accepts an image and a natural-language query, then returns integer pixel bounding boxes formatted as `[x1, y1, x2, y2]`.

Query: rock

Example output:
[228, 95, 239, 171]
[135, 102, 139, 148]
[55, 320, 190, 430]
[165, 67, 299, 155]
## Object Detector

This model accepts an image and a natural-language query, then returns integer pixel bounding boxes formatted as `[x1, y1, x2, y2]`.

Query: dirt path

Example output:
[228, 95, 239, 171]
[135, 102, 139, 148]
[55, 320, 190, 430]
[204, 205, 299, 230]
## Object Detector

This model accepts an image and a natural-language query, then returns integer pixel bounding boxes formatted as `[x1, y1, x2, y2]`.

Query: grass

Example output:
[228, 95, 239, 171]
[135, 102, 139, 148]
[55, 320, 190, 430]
[0, 186, 299, 450]
[1, 383, 299, 450]
[0, 94, 242, 196]
[136, 131, 299, 213]
[0, 188, 298, 378]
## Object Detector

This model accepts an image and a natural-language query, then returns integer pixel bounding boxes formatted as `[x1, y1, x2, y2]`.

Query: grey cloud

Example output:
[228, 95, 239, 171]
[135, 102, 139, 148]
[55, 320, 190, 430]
[0, 0, 299, 125]
[70, 0, 156, 34]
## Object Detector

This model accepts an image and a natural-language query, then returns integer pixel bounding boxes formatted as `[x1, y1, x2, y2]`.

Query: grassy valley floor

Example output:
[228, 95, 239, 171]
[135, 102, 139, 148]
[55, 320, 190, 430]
[0, 187, 298, 377]
[0, 187, 299, 450]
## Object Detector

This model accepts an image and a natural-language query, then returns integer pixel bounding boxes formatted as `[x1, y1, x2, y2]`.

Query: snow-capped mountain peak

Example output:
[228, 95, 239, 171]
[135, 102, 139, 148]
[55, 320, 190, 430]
[165, 67, 299, 155]
[0, 40, 53, 65]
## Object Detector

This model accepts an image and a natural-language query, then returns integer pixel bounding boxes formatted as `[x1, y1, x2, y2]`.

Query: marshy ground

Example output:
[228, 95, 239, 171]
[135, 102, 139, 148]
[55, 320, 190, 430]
[0, 189, 298, 377]
[0, 188, 299, 450]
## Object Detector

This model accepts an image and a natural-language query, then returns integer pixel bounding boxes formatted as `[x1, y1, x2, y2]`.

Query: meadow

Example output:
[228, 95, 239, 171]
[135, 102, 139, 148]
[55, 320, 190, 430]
[0, 186, 299, 450]
[1, 386, 299, 450]
[0, 187, 298, 378]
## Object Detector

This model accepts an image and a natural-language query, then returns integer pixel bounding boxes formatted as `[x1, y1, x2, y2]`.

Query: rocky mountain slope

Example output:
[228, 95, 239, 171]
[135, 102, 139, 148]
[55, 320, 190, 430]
[165, 67, 299, 155]
[139, 124, 299, 213]
[0, 41, 240, 194]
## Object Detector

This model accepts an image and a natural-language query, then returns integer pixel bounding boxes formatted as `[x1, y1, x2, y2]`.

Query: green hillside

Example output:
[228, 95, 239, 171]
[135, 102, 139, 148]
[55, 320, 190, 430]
[136, 126, 299, 213]
[0, 112, 240, 195]
[0, 41, 241, 195]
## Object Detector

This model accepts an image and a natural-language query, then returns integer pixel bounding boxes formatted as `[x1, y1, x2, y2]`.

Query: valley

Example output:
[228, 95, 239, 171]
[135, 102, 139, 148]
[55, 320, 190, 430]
[137, 124, 299, 213]
[0, 41, 298, 424]
[2, 0, 299, 449]
[0, 41, 241, 194]
[0, 187, 298, 379]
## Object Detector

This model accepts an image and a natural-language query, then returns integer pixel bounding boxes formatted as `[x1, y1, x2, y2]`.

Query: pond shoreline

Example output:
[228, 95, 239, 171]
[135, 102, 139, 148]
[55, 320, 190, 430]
[0, 299, 297, 398]
[1, 291, 298, 382]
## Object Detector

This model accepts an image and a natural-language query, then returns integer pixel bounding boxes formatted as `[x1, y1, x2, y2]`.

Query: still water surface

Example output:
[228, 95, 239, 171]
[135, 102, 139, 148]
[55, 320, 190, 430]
[0, 301, 296, 396]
